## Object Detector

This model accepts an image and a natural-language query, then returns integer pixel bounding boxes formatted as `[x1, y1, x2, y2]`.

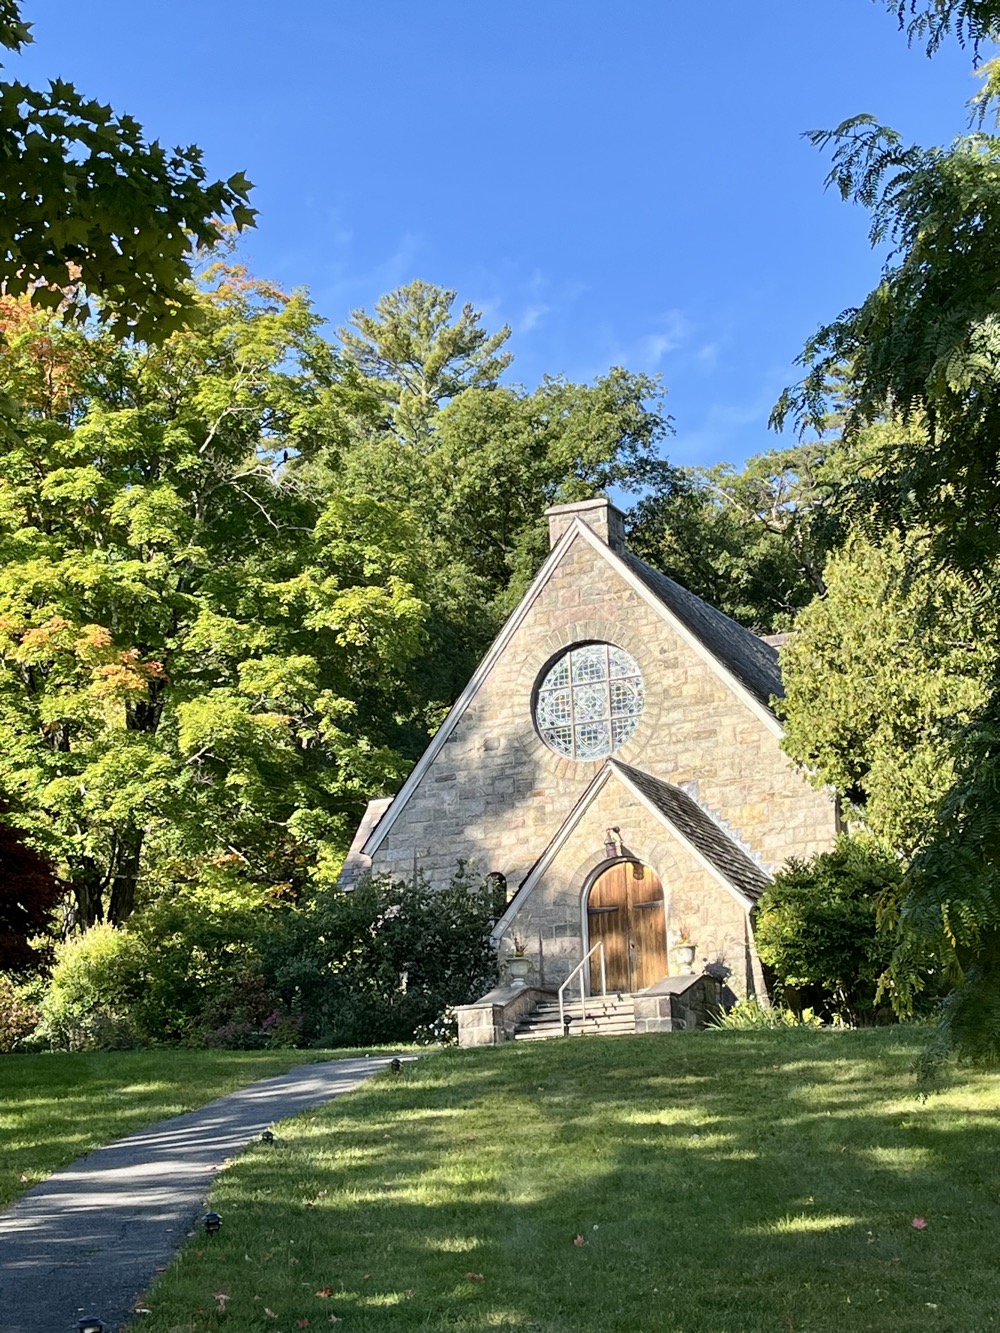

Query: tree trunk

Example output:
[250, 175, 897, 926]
[107, 829, 144, 925]
[72, 857, 106, 930]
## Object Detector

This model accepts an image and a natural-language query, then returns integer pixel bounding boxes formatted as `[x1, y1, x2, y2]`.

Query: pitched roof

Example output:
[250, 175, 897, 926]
[360, 517, 783, 862]
[611, 762, 771, 903]
[619, 552, 784, 710]
[339, 796, 394, 889]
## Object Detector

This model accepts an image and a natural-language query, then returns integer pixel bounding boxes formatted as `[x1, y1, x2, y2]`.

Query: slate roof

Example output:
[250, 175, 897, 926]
[619, 551, 784, 711]
[613, 761, 771, 903]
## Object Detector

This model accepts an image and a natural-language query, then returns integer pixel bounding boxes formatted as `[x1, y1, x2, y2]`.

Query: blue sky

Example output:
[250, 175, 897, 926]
[18, 2, 986, 470]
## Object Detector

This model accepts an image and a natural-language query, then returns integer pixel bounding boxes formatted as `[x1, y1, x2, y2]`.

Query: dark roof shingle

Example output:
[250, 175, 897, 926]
[614, 761, 771, 903]
[619, 551, 784, 711]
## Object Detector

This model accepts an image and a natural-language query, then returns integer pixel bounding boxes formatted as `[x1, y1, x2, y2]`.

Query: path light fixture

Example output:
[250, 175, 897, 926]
[390, 1057, 401, 1073]
[77, 1319, 104, 1333]
[203, 1211, 222, 1235]
[261, 1129, 274, 1144]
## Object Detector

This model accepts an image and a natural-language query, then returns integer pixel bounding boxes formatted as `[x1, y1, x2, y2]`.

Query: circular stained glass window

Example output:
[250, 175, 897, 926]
[534, 642, 644, 760]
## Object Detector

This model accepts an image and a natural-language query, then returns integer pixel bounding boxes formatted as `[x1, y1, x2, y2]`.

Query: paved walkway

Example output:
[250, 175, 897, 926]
[0, 1055, 400, 1333]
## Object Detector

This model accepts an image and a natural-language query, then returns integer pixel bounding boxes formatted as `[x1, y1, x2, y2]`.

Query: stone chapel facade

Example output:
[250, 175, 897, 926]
[340, 497, 838, 1003]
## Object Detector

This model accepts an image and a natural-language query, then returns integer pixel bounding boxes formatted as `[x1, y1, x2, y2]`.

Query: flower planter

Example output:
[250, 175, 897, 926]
[508, 955, 532, 988]
[675, 942, 697, 973]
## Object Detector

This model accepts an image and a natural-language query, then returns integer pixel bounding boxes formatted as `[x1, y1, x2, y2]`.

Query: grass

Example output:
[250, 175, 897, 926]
[0, 1047, 370, 1210]
[130, 1028, 1000, 1333]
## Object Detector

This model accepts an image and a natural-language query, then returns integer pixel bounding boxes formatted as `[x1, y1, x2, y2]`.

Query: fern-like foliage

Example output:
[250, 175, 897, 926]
[883, 0, 1000, 55]
[772, 122, 1000, 572]
[888, 685, 1000, 1063]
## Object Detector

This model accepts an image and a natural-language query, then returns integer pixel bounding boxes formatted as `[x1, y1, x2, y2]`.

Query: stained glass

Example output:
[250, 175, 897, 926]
[541, 725, 573, 753]
[536, 687, 572, 728]
[571, 645, 608, 683]
[610, 678, 643, 717]
[535, 643, 643, 760]
[545, 658, 571, 688]
[575, 720, 612, 759]
[608, 647, 635, 678]
[573, 685, 607, 722]
[612, 716, 639, 748]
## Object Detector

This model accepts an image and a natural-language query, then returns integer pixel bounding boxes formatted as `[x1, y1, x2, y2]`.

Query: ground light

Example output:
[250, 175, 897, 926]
[261, 1129, 274, 1144]
[202, 1212, 222, 1234]
[390, 1057, 401, 1073]
[76, 1319, 104, 1333]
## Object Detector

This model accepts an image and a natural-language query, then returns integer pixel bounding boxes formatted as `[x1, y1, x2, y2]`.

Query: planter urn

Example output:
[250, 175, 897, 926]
[508, 955, 532, 988]
[676, 942, 697, 973]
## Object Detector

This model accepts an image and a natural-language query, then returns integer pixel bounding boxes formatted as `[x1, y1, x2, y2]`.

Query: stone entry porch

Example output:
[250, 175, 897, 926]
[455, 972, 723, 1047]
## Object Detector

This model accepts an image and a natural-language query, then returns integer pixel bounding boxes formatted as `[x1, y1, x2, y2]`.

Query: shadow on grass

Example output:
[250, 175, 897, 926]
[134, 1028, 1000, 1333]
[0, 1048, 379, 1211]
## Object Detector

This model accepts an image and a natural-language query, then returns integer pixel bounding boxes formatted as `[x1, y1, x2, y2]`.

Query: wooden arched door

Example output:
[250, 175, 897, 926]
[587, 862, 668, 993]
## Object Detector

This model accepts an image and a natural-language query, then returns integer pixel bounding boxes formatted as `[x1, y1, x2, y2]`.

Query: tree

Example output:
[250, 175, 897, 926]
[771, 109, 1000, 571]
[772, 8, 1000, 1058]
[324, 282, 675, 683]
[0, 267, 428, 927]
[0, 816, 62, 973]
[0, 2, 254, 341]
[338, 280, 513, 447]
[881, 1, 1000, 53]
[628, 443, 837, 633]
[894, 690, 1000, 1063]
[779, 529, 997, 854]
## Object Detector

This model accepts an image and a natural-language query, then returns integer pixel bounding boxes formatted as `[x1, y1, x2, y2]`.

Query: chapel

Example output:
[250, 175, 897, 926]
[340, 497, 838, 1035]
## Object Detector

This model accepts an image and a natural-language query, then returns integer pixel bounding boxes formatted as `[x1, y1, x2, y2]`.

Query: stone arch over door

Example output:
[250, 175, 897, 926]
[584, 860, 668, 993]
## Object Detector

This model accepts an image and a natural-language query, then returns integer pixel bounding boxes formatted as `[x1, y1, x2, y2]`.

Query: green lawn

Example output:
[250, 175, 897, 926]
[0, 1048, 363, 1210]
[130, 1028, 1000, 1333]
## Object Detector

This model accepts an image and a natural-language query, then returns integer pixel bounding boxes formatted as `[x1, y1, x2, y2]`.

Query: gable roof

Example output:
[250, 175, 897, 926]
[611, 762, 770, 903]
[362, 516, 783, 859]
[339, 796, 393, 889]
[493, 760, 771, 937]
[619, 552, 784, 710]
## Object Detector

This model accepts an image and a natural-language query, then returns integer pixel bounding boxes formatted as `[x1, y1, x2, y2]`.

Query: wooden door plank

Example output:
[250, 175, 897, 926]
[587, 865, 630, 991]
[626, 864, 668, 990]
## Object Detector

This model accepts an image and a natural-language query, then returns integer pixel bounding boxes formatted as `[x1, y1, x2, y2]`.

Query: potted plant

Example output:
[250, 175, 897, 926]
[508, 935, 532, 988]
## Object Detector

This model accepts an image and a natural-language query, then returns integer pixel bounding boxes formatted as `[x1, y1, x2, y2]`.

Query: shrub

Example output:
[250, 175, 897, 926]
[413, 1005, 459, 1046]
[712, 997, 823, 1030]
[30, 863, 497, 1049]
[35, 924, 145, 1050]
[753, 836, 901, 1024]
[0, 974, 40, 1051]
[266, 867, 497, 1046]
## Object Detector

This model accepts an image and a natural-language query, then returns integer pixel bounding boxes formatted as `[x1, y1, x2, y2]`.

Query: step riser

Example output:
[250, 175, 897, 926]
[511, 990, 640, 1041]
[513, 1028, 635, 1041]
[514, 1022, 636, 1037]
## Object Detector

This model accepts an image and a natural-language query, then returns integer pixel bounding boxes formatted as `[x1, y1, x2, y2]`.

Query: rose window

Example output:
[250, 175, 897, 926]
[534, 643, 644, 760]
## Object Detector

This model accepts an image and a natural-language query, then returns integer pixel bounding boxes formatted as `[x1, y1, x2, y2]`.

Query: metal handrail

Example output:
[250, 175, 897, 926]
[558, 941, 606, 1035]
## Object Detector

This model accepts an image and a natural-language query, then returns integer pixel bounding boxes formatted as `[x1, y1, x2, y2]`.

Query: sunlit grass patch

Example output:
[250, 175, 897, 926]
[130, 1028, 1000, 1333]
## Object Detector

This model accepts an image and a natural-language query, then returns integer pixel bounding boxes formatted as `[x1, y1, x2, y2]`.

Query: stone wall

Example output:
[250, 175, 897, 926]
[497, 768, 768, 996]
[370, 529, 836, 895]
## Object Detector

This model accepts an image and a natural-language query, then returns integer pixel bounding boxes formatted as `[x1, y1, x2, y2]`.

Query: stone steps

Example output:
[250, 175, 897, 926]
[512, 994, 637, 1041]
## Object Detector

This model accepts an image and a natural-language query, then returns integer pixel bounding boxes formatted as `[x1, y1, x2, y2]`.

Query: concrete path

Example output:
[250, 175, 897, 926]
[0, 1055, 400, 1333]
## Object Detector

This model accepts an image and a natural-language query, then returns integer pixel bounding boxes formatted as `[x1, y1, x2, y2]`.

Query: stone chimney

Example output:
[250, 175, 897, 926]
[545, 497, 627, 553]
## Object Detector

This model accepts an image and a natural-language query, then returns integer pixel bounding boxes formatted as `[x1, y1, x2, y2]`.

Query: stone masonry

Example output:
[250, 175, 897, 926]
[347, 498, 838, 999]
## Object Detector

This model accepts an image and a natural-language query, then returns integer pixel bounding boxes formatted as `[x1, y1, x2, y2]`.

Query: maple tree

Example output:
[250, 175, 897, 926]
[0, 1, 254, 341]
[0, 268, 427, 926]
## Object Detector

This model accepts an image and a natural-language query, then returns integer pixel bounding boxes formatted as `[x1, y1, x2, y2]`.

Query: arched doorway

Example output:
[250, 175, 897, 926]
[586, 861, 668, 992]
